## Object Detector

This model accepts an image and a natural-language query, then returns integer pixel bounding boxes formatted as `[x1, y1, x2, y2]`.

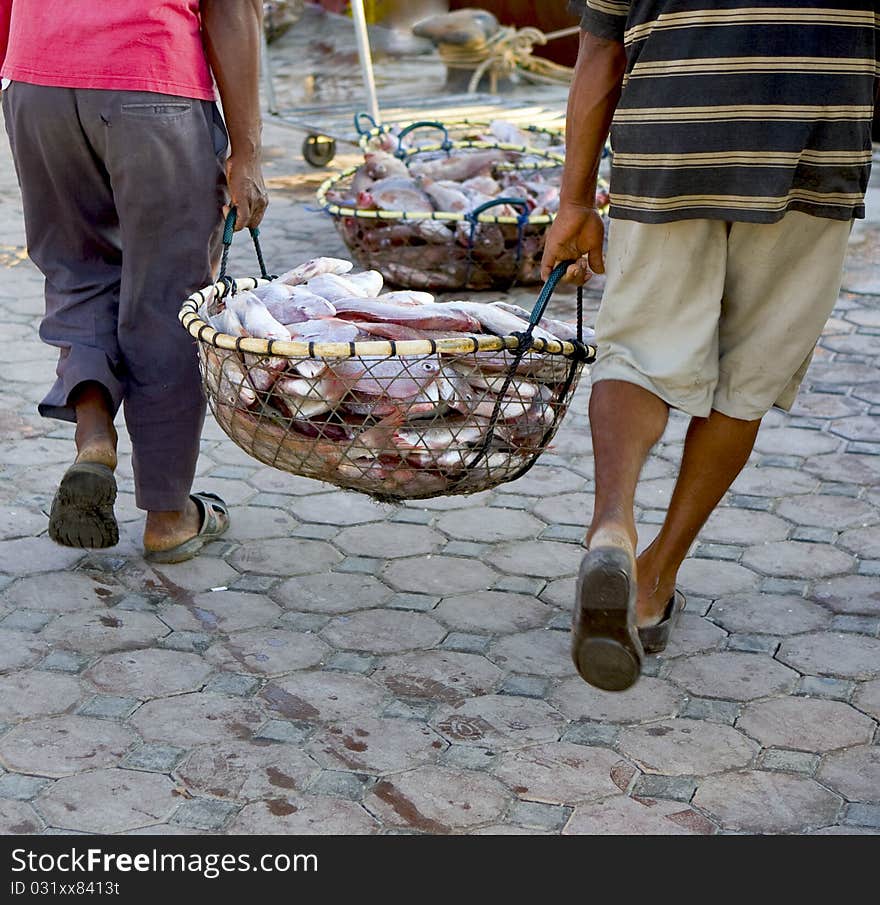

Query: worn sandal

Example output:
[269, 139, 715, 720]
[571, 545, 643, 692]
[48, 461, 118, 549]
[638, 590, 687, 655]
[143, 492, 229, 564]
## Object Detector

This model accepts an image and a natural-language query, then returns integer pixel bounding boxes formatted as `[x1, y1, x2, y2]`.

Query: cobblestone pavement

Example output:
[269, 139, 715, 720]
[1, 16, 879, 835]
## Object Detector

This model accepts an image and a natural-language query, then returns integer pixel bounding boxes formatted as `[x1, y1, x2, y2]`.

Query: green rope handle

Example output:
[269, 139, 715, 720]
[218, 207, 273, 289]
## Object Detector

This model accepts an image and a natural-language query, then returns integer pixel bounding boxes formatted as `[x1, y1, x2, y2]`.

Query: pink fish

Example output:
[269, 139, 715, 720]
[410, 148, 506, 182]
[332, 298, 481, 333]
[369, 177, 433, 213]
[328, 355, 442, 399]
[277, 257, 354, 286]
[268, 287, 337, 324]
[364, 150, 409, 180]
[377, 290, 435, 306]
[353, 322, 426, 342]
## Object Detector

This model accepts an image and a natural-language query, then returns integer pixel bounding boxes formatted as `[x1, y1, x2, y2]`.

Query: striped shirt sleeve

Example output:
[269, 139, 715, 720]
[580, 0, 630, 42]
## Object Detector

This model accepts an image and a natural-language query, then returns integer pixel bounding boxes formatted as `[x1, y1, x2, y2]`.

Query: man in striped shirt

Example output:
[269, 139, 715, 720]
[542, 2, 877, 691]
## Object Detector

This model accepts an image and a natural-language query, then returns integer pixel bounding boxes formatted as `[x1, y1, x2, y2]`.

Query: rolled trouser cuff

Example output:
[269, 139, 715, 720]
[38, 346, 124, 423]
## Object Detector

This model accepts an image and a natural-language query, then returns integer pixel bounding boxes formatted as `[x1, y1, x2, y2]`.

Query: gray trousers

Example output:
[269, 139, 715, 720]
[3, 83, 228, 511]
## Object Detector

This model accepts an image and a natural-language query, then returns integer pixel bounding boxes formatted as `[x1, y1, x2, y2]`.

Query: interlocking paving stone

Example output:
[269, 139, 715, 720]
[486, 540, 583, 578]
[617, 719, 759, 776]
[161, 591, 282, 634]
[159, 631, 213, 653]
[694, 543, 742, 561]
[811, 574, 880, 615]
[148, 558, 239, 594]
[693, 770, 842, 834]
[562, 721, 620, 748]
[0, 773, 52, 800]
[385, 593, 440, 612]
[178, 740, 320, 800]
[0, 799, 44, 834]
[697, 508, 792, 546]
[322, 609, 446, 654]
[495, 575, 546, 596]
[36, 649, 88, 674]
[334, 523, 444, 559]
[307, 717, 445, 774]
[0, 671, 81, 721]
[493, 742, 631, 804]
[632, 774, 699, 802]
[130, 693, 265, 747]
[726, 634, 780, 654]
[777, 631, 880, 680]
[205, 627, 329, 676]
[381, 698, 435, 721]
[0, 537, 85, 576]
[230, 795, 379, 834]
[564, 795, 715, 835]
[441, 632, 490, 654]
[760, 749, 820, 774]
[288, 491, 393, 525]
[742, 541, 855, 580]
[435, 508, 545, 543]
[0, 572, 118, 613]
[853, 678, 880, 720]
[36, 769, 180, 834]
[796, 675, 856, 701]
[732, 466, 819, 497]
[506, 800, 572, 832]
[843, 803, 880, 828]
[498, 675, 551, 699]
[442, 541, 491, 558]
[390, 508, 433, 525]
[659, 614, 729, 659]
[803, 451, 880, 485]
[121, 744, 186, 774]
[204, 672, 260, 697]
[439, 745, 498, 771]
[679, 698, 741, 725]
[708, 593, 829, 635]
[41, 609, 169, 654]
[227, 538, 341, 576]
[365, 766, 509, 832]
[76, 695, 139, 720]
[490, 629, 572, 678]
[737, 698, 875, 753]
[372, 650, 502, 703]
[550, 675, 682, 724]
[86, 648, 213, 699]
[832, 614, 880, 635]
[324, 651, 376, 674]
[753, 426, 840, 457]
[170, 798, 239, 830]
[229, 574, 279, 594]
[254, 720, 315, 745]
[223, 506, 297, 541]
[676, 558, 759, 598]
[839, 526, 880, 560]
[0, 609, 53, 631]
[307, 770, 368, 801]
[261, 671, 386, 722]
[272, 571, 391, 614]
[433, 591, 551, 634]
[817, 746, 880, 802]
[383, 556, 496, 595]
[0, 715, 135, 777]
[431, 695, 565, 749]
[667, 651, 798, 701]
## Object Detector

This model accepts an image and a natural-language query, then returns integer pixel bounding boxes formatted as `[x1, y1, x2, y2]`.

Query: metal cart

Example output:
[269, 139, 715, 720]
[261, 0, 567, 167]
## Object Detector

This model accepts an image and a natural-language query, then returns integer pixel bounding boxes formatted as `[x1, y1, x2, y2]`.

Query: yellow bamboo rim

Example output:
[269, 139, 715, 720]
[357, 120, 565, 153]
[179, 277, 595, 362]
[316, 139, 564, 226]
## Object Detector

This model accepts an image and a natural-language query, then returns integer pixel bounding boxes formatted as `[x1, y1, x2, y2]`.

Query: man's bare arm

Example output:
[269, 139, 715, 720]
[541, 30, 626, 283]
[202, 0, 268, 229]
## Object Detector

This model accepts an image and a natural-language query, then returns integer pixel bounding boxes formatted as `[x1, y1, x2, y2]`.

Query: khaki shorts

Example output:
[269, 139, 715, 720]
[591, 210, 853, 421]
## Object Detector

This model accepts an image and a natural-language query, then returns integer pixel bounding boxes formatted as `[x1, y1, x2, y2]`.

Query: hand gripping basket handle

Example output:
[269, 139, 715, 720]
[394, 120, 453, 159]
[217, 207, 274, 291]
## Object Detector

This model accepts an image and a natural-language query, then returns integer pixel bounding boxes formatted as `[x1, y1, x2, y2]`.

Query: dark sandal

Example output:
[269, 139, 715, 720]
[638, 590, 687, 654]
[571, 545, 643, 692]
[143, 492, 229, 564]
[48, 462, 118, 549]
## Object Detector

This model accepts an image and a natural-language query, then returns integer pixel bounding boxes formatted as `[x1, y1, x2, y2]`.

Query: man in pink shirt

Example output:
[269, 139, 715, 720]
[1, 1, 268, 561]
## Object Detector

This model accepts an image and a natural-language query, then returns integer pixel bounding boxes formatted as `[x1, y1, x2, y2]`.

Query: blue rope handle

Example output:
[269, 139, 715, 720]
[394, 120, 453, 159]
[463, 196, 531, 288]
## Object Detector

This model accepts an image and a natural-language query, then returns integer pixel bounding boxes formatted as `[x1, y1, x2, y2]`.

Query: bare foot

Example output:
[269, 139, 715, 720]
[635, 547, 676, 628]
[73, 383, 118, 471]
[143, 501, 202, 553]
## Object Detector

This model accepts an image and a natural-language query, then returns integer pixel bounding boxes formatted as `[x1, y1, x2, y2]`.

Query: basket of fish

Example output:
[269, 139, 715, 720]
[317, 129, 574, 292]
[179, 248, 595, 502]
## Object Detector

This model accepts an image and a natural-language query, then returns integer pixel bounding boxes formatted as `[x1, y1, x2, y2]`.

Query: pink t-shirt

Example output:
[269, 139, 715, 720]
[0, 0, 215, 100]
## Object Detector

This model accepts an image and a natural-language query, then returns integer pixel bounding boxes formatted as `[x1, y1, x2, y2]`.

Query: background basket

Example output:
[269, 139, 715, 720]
[180, 233, 594, 502]
[318, 131, 571, 292]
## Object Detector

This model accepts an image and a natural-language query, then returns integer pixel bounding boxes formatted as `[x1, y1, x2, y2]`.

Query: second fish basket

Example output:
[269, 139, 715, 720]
[316, 123, 567, 293]
[179, 225, 594, 502]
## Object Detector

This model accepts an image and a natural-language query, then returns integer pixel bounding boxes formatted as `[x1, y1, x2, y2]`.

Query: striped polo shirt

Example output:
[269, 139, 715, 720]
[580, 1, 878, 223]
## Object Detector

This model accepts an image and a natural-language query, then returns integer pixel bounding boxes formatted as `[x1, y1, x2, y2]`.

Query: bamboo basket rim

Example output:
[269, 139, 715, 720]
[316, 139, 564, 226]
[179, 277, 596, 362]
[356, 118, 565, 152]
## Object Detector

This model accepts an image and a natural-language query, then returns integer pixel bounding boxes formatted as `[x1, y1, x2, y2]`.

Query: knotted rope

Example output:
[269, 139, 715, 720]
[436, 25, 579, 93]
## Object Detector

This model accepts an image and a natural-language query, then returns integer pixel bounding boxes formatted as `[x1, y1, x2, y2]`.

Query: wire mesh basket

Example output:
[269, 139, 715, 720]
[179, 231, 594, 502]
[317, 123, 595, 292]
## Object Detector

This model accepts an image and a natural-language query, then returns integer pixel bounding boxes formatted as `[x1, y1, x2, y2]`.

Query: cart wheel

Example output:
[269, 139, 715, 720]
[303, 134, 336, 167]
